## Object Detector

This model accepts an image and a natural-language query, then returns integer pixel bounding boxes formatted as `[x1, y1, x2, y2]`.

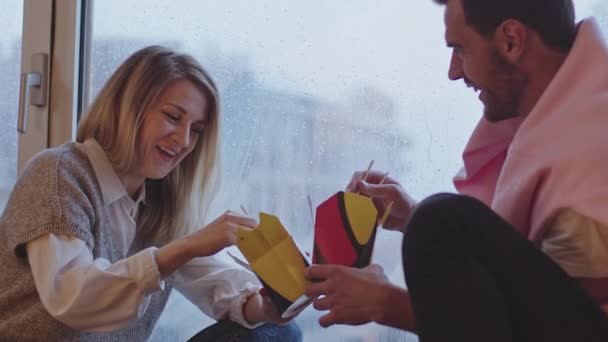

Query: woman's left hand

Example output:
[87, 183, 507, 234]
[244, 290, 293, 325]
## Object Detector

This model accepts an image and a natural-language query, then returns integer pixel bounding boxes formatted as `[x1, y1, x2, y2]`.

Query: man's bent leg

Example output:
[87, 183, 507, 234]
[402, 193, 608, 342]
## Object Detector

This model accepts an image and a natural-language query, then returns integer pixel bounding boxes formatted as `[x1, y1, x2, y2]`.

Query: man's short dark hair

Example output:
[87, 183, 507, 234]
[434, 0, 576, 52]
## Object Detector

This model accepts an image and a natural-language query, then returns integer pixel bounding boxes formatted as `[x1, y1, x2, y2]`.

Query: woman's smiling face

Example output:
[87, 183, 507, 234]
[134, 78, 208, 182]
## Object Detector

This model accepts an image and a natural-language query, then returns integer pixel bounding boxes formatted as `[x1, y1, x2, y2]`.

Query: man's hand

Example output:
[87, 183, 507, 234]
[304, 264, 416, 331]
[346, 170, 417, 232]
[304, 264, 391, 327]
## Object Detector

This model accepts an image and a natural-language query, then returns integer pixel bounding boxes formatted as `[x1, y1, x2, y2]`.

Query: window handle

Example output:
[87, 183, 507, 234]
[17, 53, 48, 134]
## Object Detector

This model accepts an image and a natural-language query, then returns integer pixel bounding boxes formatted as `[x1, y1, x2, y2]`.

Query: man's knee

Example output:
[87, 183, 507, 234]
[403, 193, 486, 256]
[407, 193, 481, 233]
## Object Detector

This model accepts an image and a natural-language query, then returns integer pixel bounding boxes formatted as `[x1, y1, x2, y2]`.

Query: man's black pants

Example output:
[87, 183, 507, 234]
[403, 193, 608, 342]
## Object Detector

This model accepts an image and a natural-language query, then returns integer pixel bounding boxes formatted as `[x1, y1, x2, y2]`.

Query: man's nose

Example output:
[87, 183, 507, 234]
[448, 51, 464, 81]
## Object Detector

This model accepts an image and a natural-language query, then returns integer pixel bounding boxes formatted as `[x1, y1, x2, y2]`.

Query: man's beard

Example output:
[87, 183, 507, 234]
[483, 49, 528, 123]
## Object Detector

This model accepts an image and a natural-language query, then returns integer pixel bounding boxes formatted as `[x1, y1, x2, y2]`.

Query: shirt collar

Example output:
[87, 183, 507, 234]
[82, 138, 146, 206]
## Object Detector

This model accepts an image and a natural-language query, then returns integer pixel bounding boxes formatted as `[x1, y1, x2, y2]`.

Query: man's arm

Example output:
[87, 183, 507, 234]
[375, 283, 417, 331]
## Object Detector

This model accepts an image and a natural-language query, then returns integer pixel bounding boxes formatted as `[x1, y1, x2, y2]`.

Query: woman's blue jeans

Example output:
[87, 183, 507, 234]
[187, 320, 302, 342]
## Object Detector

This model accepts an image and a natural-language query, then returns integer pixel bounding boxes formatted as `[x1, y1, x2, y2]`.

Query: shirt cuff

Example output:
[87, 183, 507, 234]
[137, 247, 165, 294]
[228, 286, 264, 329]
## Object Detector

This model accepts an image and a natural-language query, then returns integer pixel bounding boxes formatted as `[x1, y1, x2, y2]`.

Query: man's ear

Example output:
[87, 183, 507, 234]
[494, 19, 527, 63]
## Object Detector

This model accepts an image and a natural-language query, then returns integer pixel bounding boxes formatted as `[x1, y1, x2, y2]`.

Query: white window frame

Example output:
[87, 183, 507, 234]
[17, 0, 83, 171]
[17, 0, 53, 172]
[48, 0, 84, 148]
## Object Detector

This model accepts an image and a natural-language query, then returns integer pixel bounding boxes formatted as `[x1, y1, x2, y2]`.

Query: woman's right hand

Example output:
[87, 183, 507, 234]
[155, 211, 257, 278]
[186, 211, 258, 258]
[346, 170, 417, 233]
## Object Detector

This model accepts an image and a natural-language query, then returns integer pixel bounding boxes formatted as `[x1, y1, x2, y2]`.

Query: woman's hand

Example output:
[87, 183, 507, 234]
[155, 211, 257, 278]
[243, 289, 293, 325]
[186, 211, 258, 258]
[346, 170, 417, 233]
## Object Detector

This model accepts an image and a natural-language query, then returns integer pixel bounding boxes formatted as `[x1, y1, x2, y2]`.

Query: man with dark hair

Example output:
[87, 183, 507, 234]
[305, 0, 608, 340]
[435, 0, 577, 52]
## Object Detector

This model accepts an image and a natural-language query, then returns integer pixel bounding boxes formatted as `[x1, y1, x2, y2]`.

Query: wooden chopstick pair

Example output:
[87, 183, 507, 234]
[357, 160, 393, 228]
[242, 159, 393, 229]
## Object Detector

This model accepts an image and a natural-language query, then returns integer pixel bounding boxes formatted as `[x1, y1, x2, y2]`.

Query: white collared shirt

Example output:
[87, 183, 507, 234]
[26, 139, 262, 332]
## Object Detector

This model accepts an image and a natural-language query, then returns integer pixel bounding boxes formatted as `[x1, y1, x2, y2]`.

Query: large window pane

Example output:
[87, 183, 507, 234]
[87, 1, 607, 340]
[0, 0, 23, 211]
[578, 0, 608, 32]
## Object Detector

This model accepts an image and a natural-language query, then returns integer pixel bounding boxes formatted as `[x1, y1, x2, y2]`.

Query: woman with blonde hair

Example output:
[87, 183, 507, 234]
[0, 46, 301, 341]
